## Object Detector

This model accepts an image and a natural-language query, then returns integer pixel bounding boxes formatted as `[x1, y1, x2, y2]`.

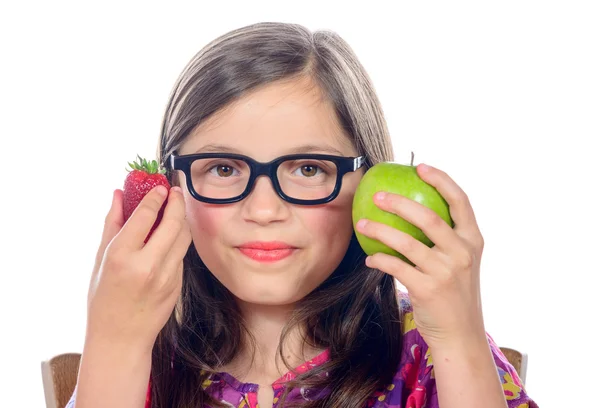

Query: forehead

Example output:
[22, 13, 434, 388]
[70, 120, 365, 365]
[180, 77, 356, 158]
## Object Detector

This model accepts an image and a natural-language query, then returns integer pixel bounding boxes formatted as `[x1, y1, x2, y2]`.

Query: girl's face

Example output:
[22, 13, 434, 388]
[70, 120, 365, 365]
[177, 77, 363, 306]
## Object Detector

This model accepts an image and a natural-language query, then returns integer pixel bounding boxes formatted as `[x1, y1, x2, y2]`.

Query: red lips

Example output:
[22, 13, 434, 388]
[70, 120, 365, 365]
[237, 241, 297, 262]
[239, 241, 295, 250]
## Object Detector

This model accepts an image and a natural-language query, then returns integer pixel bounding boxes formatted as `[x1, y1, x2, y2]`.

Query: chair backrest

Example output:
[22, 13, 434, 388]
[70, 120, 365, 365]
[41, 353, 81, 408]
[499, 347, 528, 385]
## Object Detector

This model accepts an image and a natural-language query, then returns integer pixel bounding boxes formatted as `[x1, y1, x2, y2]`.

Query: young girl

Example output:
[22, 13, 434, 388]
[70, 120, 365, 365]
[69, 22, 537, 408]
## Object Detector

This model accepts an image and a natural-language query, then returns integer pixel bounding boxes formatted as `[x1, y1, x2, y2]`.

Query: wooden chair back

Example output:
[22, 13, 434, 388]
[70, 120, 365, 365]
[41, 353, 81, 408]
[499, 346, 528, 385]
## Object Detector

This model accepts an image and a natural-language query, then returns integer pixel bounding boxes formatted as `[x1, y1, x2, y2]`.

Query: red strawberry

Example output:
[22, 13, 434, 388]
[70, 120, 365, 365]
[123, 155, 171, 243]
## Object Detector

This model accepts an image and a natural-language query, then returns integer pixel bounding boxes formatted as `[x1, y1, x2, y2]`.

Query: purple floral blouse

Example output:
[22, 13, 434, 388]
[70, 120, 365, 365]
[67, 293, 538, 407]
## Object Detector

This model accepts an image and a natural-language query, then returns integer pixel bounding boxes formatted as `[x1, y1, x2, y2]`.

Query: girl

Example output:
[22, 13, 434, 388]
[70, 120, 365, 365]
[69, 22, 537, 408]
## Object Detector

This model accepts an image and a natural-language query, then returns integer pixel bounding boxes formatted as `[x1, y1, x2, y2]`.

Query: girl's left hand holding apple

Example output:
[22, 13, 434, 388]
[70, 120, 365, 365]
[355, 163, 487, 349]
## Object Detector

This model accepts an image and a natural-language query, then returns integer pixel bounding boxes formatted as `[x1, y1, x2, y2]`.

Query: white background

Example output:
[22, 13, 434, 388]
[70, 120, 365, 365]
[1, 1, 599, 406]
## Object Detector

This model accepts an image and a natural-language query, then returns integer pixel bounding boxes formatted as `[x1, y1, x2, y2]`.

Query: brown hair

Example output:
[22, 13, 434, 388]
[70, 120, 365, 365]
[152, 22, 402, 407]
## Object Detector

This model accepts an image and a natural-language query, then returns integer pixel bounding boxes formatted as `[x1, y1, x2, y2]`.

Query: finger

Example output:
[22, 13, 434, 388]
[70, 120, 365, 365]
[372, 191, 462, 255]
[162, 223, 192, 286]
[416, 164, 481, 238]
[365, 252, 427, 293]
[116, 185, 169, 250]
[143, 186, 187, 262]
[94, 189, 125, 269]
[169, 260, 185, 297]
[158, 224, 191, 295]
[356, 219, 442, 272]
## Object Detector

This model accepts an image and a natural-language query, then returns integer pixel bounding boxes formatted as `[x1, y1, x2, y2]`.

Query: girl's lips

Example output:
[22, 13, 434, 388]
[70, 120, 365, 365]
[237, 247, 297, 262]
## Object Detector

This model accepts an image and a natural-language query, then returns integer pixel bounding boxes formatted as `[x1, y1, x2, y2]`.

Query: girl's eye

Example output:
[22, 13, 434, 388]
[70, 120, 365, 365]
[210, 165, 239, 177]
[295, 164, 323, 177]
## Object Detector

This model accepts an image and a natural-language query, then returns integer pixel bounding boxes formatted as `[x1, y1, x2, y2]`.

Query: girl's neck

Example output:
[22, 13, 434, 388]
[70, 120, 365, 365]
[220, 299, 323, 386]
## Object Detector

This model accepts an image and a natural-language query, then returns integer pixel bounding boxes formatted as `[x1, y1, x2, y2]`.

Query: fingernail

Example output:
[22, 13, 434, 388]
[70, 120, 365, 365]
[171, 186, 182, 195]
[110, 190, 119, 208]
[156, 185, 168, 197]
[356, 219, 368, 230]
[374, 192, 387, 201]
[419, 163, 430, 172]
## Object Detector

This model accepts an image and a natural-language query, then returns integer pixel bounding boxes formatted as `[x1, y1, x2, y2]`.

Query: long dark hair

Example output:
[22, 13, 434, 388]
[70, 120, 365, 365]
[152, 22, 403, 407]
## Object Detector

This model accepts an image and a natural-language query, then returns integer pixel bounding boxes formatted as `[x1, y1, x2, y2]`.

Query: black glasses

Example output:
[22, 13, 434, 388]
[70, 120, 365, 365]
[169, 153, 365, 205]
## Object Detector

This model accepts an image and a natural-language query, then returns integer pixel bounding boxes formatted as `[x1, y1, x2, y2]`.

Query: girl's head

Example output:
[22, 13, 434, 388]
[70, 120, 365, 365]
[154, 22, 401, 408]
[159, 22, 393, 306]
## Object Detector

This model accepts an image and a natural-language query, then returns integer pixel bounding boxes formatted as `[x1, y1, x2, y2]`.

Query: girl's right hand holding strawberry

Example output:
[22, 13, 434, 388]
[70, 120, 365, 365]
[86, 184, 191, 350]
[75, 184, 192, 408]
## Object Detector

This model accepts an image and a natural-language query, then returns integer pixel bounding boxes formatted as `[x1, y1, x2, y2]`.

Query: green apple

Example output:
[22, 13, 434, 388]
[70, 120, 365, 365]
[352, 156, 453, 265]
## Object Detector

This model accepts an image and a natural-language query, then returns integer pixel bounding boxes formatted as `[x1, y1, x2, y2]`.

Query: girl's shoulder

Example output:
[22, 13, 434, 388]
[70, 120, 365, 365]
[364, 290, 429, 406]
[395, 289, 433, 386]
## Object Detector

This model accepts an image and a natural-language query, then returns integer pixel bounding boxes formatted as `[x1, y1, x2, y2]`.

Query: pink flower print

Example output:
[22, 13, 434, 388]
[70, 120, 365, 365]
[405, 385, 427, 408]
[401, 344, 422, 390]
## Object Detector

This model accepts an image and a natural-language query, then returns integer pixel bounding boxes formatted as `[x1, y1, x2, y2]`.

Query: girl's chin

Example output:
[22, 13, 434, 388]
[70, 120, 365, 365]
[224, 277, 319, 307]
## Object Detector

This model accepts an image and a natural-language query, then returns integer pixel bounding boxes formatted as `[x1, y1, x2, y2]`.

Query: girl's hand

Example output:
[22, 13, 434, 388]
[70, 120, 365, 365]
[86, 185, 192, 351]
[355, 164, 486, 348]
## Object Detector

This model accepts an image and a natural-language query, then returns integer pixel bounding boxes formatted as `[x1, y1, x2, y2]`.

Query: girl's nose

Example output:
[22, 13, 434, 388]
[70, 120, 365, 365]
[240, 176, 289, 225]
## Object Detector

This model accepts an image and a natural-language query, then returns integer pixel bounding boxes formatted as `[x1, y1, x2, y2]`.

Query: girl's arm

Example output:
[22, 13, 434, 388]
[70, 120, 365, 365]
[69, 186, 190, 407]
[358, 166, 537, 406]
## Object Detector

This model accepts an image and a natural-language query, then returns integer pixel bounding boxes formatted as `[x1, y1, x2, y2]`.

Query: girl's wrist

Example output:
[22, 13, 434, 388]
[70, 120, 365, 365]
[76, 332, 153, 408]
[84, 329, 156, 361]
[424, 325, 489, 355]
[427, 331, 509, 408]
[427, 331, 492, 367]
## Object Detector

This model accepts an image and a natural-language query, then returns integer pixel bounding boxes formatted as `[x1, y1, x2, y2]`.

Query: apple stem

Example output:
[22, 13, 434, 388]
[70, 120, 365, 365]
[410, 151, 414, 166]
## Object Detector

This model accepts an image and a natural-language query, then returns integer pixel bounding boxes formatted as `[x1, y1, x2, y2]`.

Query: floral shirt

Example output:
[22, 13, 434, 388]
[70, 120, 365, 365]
[67, 293, 537, 407]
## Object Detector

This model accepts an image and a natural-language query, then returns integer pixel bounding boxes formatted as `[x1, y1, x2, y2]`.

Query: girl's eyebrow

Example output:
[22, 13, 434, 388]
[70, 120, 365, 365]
[193, 143, 345, 156]
[193, 144, 242, 154]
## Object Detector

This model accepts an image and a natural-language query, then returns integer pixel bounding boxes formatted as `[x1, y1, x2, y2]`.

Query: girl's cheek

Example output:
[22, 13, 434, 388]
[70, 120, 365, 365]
[316, 187, 358, 236]
[302, 199, 353, 238]
[184, 198, 223, 237]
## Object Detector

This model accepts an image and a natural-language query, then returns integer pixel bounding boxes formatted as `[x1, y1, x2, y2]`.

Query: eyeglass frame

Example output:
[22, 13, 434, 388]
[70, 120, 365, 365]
[168, 152, 366, 205]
